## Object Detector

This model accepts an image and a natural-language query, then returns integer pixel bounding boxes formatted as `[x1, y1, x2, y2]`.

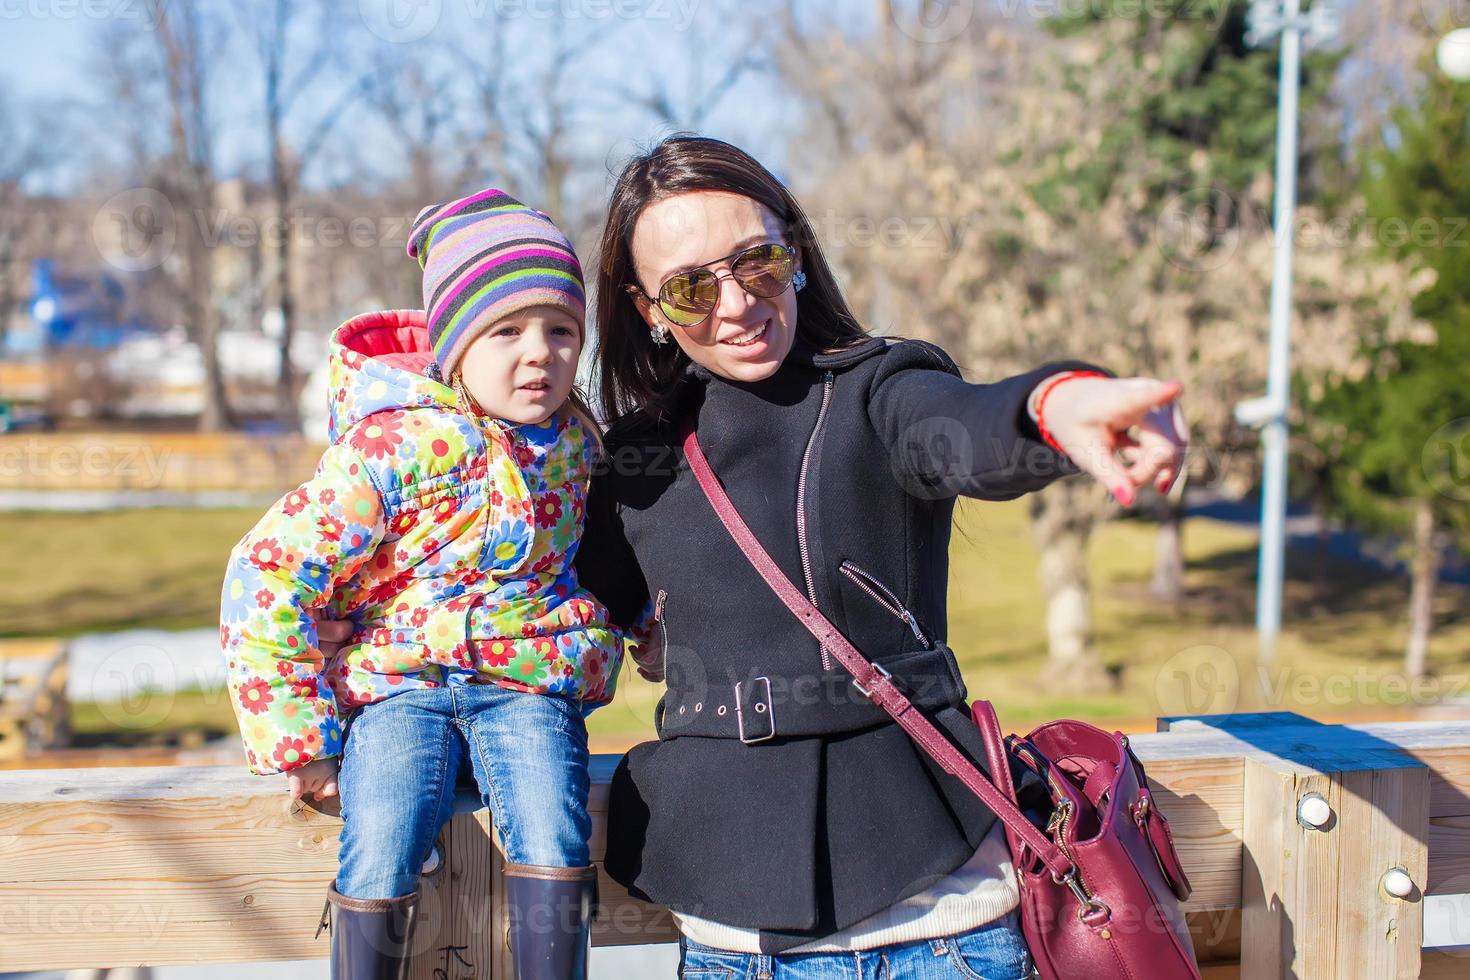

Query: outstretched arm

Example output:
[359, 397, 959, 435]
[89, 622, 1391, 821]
[870, 345, 1113, 500]
[870, 343, 1186, 506]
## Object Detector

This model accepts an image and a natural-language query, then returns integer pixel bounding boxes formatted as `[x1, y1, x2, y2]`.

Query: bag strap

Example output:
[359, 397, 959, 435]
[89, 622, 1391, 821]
[681, 425, 1073, 879]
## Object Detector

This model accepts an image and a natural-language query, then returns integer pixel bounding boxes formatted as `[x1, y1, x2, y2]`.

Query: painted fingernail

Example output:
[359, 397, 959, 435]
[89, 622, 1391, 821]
[1114, 486, 1135, 507]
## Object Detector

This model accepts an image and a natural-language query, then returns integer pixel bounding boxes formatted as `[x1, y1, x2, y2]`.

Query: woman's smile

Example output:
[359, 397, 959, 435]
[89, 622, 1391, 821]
[719, 319, 770, 349]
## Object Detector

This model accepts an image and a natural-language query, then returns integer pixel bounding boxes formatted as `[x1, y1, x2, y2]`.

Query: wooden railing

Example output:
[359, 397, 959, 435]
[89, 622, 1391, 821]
[0, 433, 320, 493]
[2, 712, 1468, 978]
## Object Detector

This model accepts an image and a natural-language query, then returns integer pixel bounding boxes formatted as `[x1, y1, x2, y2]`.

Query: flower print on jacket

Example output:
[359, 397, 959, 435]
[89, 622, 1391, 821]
[220, 309, 623, 776]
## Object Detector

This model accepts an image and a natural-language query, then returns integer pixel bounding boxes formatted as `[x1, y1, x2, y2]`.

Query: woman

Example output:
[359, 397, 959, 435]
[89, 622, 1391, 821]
[572, 135, 1188, 979]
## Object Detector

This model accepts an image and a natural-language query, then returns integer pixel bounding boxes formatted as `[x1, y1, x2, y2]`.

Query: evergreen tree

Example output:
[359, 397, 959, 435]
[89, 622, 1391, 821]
[1040, 0, 1342, 214]
[1037, 0, 1344, 606]
[1309, 63, 1470, 677]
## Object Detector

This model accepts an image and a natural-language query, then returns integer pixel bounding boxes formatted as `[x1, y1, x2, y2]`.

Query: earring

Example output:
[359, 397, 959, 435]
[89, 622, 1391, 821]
[792, 270, 807, 292]
[650, 325, 670, 345]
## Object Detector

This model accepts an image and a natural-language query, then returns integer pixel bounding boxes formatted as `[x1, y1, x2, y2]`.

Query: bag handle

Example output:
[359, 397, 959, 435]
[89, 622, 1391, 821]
[971, 698, 1038, 872]
[681, 425, 1074, 880]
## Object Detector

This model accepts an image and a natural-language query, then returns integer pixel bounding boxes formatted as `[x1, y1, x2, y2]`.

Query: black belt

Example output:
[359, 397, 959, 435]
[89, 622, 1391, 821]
[652, 644, 967, 742]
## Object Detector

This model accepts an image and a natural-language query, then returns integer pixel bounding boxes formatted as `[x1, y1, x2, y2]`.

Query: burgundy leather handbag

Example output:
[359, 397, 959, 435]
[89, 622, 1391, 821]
[683, 426, 1201, 980]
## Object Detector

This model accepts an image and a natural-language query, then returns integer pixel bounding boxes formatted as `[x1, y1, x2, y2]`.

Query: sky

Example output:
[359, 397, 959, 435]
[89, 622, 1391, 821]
[0, 0, 797, 196]
[1, 0, 1448, 202]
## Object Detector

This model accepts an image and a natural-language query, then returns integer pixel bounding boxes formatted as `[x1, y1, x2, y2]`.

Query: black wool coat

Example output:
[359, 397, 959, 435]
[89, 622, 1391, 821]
[574, 334, 1111, 953]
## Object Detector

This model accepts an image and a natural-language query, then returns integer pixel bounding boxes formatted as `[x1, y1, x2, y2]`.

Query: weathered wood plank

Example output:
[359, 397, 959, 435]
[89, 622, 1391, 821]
[407, 810, 497, 980]
[1427, 813, 1470, 894]
[0, 874, 334, 967]
[3, 722, 1467, 972]
[1336, 764, 1428, 978]
[1142, 756, 1244, 912]
[1240, 757, 1296, 979]
[1421, 950, 1470, 978]
[1188, 907, 1241, 962]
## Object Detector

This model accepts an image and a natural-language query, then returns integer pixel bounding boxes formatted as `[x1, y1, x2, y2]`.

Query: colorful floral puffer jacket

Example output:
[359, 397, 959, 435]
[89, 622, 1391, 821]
[220, 309, 623, 775]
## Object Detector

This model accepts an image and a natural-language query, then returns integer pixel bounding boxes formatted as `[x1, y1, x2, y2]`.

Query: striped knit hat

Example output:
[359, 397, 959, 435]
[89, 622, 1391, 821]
[406, 187, 586, 378]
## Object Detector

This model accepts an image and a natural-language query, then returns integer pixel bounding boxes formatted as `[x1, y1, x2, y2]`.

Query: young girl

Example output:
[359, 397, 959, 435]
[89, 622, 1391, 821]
[220, 188, 620, 980]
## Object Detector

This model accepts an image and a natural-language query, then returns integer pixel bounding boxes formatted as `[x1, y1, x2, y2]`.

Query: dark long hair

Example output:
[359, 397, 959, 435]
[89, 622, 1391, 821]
[594, 135, 871, 426]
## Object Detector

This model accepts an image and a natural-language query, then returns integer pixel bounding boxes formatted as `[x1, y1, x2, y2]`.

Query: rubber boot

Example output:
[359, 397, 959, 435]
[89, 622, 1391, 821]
[504, 863, 597, 980]
[314, 882, 420, 980]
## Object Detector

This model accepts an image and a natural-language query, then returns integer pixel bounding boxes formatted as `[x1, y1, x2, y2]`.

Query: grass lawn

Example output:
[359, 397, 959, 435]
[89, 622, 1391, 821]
[0, 508, 260, 637]
[12, 502, 1468, 754]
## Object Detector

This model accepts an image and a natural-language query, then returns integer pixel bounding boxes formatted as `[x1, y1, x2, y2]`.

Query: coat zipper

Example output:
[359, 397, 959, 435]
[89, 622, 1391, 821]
[655, 588, 670, 681]
[838, 561, 931, 647]
[797, 371, 836, 669]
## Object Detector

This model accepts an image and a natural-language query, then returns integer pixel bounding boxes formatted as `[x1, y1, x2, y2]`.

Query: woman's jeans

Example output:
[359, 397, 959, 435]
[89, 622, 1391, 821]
[333, 672, 591, 899]
[677, 910, 1036, 979]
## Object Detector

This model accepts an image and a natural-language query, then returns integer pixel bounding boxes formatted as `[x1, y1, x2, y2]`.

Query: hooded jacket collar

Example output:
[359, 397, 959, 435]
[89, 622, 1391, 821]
[326, 309, 540, 444]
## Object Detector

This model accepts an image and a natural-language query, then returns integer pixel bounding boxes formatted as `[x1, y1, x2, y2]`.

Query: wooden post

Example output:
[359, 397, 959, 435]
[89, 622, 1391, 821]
[0, 640, 70, 762]
[408, 807, 505, 980]
[1165, 713, 1429, 979]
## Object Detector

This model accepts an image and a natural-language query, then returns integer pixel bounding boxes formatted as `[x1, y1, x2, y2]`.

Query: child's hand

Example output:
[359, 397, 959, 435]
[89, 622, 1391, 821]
[287, 757, 339, 804]
[629, 624, 665, 684]
[310, 609, 355, 658]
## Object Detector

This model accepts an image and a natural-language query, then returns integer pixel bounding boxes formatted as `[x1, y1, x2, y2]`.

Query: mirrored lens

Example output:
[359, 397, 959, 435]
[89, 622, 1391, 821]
[658, 269, 719, 326]
[732, 244, 795, 297]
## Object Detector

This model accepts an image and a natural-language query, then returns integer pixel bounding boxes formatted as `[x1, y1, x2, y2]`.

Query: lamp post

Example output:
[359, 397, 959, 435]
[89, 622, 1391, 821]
[1236, 0, 1339, 666]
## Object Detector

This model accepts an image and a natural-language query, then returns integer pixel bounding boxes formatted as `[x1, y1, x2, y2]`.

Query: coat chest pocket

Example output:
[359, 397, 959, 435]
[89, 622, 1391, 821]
[838, 561, 933, 648]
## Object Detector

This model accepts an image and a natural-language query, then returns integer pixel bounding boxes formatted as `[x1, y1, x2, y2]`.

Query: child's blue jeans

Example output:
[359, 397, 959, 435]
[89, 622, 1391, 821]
[333, 670, 591, 900]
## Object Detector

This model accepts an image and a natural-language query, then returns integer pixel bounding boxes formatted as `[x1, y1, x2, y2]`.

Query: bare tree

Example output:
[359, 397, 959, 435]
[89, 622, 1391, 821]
[241, 0, 364, 428]
[0, 87, 48, 351]
[600, 0, 768, 133]
[1334, 0, 1459, 166]
[96, 3, 234, 430]
[454, 10, 615, 229]
[363, 45, 470, 202]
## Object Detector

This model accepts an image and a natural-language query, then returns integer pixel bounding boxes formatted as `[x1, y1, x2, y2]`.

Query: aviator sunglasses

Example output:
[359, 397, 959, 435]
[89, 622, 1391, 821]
[627, 242, 798, 328]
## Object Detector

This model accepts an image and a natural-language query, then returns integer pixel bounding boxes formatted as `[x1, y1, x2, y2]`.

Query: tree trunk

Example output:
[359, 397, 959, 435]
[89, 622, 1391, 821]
[271, 153, 298, 430]
[188, 178, 231, 433]
[1404, 498, 1441, 680]
[1312, 474, 1332, 593]
[1028, 480, 1111, 692]
[1151, 492, 1186, 602]
[0, 242, 13, 351]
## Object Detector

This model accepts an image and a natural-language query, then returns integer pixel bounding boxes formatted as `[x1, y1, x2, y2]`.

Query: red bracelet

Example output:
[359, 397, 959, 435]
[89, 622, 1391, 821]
[1034, 370, 1109, 455]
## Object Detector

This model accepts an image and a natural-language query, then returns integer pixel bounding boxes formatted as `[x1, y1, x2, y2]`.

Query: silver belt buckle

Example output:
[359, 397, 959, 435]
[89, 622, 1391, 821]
[735, 676, 775, 744]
